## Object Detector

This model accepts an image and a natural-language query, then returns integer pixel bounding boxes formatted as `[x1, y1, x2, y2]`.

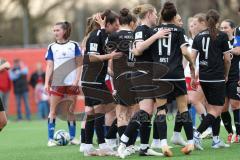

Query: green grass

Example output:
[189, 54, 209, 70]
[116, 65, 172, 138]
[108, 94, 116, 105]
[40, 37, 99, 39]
[0, 118, 240, 160]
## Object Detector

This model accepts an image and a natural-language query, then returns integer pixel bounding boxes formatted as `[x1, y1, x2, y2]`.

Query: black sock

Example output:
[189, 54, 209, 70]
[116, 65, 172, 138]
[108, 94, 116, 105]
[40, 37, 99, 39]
[221, 111, 233, 134]
[118, 126, 127, 137]
[212, 116, 221, 136]
[181, 111, 193, 140]
[106, 118, 117, 139]
[127, 129, 139, 146]
[85, 115, 95, 144]
[174, 111, 183, 132]
[153, 120, 159, 139]
[197, 113, 215, 134]
[201, 114, 206, 121]
[155, 114, 167, 140]
[105, 126, 110, 136]
[140, 114, 151, 144]
[94, 113, 105, 144]
[121, 110, 148, 143]
[233, 109, 240, 135]
[81, 128, 85, 143]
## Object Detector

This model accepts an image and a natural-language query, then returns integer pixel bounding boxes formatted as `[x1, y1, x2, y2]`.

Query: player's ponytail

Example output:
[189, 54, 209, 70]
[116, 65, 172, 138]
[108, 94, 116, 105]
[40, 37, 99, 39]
[55, 21, 72, 40]
[206, 9, 220, 40]
[132, 4, 155, 19]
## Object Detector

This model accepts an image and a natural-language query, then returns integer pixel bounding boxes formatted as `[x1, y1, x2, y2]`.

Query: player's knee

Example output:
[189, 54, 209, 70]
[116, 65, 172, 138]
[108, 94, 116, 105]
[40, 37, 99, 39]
[131, 110, 150, 123]
[154, 114, 166, 124]
[156, 105, 167, 115]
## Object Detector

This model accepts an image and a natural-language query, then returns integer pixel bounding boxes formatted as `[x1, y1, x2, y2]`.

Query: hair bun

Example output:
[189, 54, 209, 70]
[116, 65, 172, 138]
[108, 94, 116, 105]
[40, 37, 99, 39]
[120, 8, 129, 17]
[163, 2, 175, 10]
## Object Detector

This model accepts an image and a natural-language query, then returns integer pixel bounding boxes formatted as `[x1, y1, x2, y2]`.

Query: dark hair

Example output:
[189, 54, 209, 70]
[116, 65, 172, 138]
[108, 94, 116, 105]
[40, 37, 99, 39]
[206, 9, 220, 40]
[119, 8, 137, 25]
[222, 19, 236, 29]
[55, 21, 71, 39]
[161, 1, 177, 22]
[101, 9, 119, 25]
[132, 4, 155, 19]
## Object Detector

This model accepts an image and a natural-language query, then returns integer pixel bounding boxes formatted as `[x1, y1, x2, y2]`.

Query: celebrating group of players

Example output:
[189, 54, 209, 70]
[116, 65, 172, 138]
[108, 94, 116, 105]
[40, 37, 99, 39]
[43, 1, 240, 158]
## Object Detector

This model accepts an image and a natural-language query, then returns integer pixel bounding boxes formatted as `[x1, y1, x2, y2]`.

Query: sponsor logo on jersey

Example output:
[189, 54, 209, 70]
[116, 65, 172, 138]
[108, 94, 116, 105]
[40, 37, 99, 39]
[90, 43, 98, 52]
[135, 31, 143, 39]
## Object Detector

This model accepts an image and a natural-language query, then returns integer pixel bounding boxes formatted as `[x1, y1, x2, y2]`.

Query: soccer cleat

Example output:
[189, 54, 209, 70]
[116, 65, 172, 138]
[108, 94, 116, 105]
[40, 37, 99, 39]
[98, 143, 117, 156]
[161, 145, 173, 157]
[171, 135, 187, 146]
[227, 133, 233, 144]
[118, 145, 136, 158]
[105, 139, 117, 150]
[118, 143, 127, 159]
[139, 147, 163, 156]
[181, 144, 194, 155]
[84, 147, 98, 156]
[194, 134, 204, 150]
[47, 139, 57, 147]
[234, 135, 239, 143]
[70, 138, 80, 145]
[150, 139, 161, 149]
[212, 139, 230, 149]
[79, 143, 85, 152]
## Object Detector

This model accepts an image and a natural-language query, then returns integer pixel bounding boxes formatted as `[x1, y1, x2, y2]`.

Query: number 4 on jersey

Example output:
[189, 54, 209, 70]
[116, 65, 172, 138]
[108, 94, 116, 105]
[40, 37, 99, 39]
[202, 37, 210, 59]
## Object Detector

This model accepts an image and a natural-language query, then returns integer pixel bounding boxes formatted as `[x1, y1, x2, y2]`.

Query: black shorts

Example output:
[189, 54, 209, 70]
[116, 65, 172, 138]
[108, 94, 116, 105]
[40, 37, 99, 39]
[200, 81, 226, 106]
[158, 80, 187, 99]
[113, 73, 137, 107]
[82, 82, 114, 107]
[226, 81, 240, 100]
[0, 98, 4, 112]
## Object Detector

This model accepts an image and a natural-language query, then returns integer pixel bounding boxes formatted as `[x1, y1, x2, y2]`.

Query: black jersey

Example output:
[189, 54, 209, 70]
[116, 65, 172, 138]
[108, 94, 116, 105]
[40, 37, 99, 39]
[82, 29, 108, 83]
[107, 29, 135, 62]
[228, 38, 240, 82]
[150, 23, 188, 80]
[192, 29, 230, 82]
[134, 25, 153, 62]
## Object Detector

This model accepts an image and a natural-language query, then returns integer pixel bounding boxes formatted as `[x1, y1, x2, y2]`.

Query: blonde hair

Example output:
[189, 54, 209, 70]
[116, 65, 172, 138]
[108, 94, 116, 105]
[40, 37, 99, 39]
[132, 4, 155, 19]
[193, 13, 206, 23]
[187, 17, 194, 38]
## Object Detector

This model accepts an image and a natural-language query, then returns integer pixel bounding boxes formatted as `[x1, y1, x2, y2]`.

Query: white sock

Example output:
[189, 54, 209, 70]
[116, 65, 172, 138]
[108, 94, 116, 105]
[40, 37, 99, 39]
[140, 144, 149, 150]
[152, 139, 160, 144]
[121, 134, 129, 143]
[160, 139, 168, 147]
[213, 136, 219, 142]
[84, 144, 93, 151]
[99, 143, 107, 149]
[173, 132, 181, 138]
[188, 140, 194, 145]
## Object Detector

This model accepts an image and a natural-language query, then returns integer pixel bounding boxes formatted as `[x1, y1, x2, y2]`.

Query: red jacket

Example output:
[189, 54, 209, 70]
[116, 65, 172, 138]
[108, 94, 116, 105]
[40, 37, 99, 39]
[0, 70, 11, 92]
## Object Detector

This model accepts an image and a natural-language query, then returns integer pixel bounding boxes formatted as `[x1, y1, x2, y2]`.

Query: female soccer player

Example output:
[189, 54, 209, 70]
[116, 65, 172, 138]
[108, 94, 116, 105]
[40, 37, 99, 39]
[0, 59, 10, 132]
[192, 9, 231, 150]
[220, 19, 240, 143]
[81, 10, 120, 156]
[45, 21, 82, 147]
[117, 4, 170, 158]
[45, 21, 120, 148]
[150, 2, 195, 156]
